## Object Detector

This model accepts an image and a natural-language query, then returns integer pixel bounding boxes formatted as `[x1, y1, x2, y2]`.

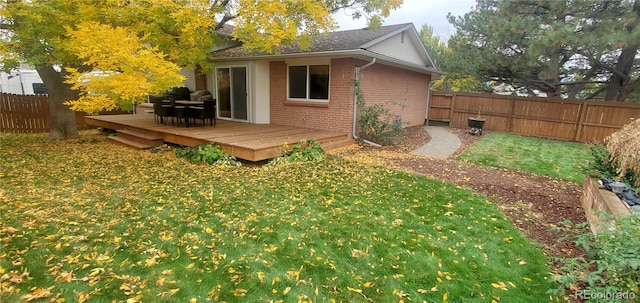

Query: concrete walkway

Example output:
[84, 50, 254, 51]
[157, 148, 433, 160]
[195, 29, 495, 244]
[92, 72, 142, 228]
[411, 126, 461, 158]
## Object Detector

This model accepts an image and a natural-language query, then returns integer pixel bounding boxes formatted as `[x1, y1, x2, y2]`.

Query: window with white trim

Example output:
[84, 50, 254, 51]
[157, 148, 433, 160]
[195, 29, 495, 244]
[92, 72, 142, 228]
[287, 64, 330, 101]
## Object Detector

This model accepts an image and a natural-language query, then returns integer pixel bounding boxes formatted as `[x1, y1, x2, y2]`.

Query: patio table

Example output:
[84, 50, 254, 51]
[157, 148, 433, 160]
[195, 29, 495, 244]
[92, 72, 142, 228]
[176, 100, 204, 127]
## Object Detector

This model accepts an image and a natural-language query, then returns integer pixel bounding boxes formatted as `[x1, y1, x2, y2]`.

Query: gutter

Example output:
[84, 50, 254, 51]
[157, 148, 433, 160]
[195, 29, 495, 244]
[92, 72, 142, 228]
[352, 58, 382, 147]
[213, 49, 443, 75]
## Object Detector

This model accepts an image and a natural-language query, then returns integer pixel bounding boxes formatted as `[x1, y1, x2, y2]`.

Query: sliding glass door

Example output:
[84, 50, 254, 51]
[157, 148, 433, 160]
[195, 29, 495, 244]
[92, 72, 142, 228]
[216, 67, 248, 121]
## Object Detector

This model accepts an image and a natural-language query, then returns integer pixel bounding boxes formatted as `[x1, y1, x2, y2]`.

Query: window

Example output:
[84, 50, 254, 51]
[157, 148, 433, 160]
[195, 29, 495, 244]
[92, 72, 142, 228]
[288, 64, 330, 101]
[32, 83, 47, 94]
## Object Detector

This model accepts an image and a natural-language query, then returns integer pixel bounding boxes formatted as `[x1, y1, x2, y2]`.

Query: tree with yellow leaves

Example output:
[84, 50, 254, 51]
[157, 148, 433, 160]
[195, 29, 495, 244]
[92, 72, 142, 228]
[0, 0, 402, 140]
[418, 24, 487, 93]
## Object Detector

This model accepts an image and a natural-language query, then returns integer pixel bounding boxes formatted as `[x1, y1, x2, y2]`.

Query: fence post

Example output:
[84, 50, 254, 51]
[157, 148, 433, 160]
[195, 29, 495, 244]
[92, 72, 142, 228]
[507, 96, 516, 132]
[574, 100, 588, 142]
[449, 92, 456, 127]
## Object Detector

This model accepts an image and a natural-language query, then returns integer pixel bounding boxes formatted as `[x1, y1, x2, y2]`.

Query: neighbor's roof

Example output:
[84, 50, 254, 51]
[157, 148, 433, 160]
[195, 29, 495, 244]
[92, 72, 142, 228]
[212, 23, 441, 75]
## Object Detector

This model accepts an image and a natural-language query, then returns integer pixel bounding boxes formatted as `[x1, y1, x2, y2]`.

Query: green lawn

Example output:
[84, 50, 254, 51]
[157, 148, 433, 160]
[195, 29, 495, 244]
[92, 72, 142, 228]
[0, 131, 556, 302]
[457, 132, 591, 184]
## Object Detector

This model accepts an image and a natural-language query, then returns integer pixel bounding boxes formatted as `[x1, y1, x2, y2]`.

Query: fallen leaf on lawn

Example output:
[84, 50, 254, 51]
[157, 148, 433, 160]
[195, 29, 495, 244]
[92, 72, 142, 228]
[21, 286, 54, 301]
[491, 281, 508, 290]
[54, 270, 73, 283]
[232, 288, 247, 296]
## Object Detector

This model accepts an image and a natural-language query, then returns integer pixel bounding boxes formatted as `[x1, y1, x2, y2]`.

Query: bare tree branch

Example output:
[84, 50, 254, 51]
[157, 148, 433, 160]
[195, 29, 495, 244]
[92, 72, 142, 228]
[215, 14, 236, 30]
[584, 86, 607, 99]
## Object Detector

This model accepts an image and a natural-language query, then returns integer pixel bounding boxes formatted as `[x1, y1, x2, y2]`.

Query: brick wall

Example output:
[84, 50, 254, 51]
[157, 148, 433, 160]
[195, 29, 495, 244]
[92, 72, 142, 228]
[270, 58, 356, 137]
[270, 58, 431, 137]
[358, 62, 430, 127]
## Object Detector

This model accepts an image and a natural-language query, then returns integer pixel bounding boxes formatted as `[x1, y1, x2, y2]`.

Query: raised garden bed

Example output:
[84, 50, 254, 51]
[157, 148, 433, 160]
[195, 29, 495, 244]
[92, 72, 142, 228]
[581, 176, 633, 233]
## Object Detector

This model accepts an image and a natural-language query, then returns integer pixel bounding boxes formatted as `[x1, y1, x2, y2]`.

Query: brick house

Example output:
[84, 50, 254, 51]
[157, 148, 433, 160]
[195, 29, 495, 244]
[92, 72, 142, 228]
[185, 23, 441, 140]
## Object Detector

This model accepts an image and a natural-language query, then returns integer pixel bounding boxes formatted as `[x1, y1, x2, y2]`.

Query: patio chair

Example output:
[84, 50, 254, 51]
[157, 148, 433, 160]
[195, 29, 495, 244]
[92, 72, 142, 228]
[152, 96, 173, 125]
[189, 98, 216, 127]
[168, 98, 187, 126]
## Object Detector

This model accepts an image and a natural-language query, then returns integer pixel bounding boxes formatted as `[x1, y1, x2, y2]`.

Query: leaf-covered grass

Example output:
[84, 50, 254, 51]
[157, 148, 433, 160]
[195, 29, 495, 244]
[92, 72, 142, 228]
[457, 132, 591, 184]
[1, 131, 555, 302]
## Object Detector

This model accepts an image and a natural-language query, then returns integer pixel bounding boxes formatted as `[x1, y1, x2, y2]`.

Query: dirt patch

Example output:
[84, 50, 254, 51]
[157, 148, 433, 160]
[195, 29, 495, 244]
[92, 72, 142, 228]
[333, 126, 586, 262]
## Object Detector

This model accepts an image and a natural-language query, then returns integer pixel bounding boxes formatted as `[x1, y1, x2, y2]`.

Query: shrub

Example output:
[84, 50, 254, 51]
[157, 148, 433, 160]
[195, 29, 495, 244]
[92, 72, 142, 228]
[583, 144, 622, 180]
[583, 144, 637, 187]
[267, 140, 325, 165]
[549, 216, 640, 300]
[174, 144, 242, 167]
[605, 118, 640, 186]
[355, 80, 405, 145]
[358, 103, 406, 145]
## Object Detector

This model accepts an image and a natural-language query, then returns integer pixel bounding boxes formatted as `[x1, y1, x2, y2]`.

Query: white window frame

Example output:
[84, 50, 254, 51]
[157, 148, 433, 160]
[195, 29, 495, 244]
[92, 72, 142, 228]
[286, 62, 331, 102]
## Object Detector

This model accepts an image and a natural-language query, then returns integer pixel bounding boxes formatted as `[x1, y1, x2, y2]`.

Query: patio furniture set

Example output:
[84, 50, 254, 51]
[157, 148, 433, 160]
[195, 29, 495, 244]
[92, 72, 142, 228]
[150, 88, 216, 128]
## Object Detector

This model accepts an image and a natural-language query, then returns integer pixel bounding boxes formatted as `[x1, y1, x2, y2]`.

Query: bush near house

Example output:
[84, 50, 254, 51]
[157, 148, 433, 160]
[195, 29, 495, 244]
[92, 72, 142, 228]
[355, 81, 405, 145]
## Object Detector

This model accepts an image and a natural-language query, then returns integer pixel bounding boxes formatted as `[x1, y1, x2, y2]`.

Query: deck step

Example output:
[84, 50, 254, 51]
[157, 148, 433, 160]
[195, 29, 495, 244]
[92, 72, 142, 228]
[106, 136, 155, 150]
[116, 129, 164, 147]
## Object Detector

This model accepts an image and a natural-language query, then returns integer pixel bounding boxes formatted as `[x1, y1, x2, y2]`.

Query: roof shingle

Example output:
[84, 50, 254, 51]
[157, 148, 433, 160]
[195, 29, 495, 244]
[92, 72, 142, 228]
[213, 23, 413, 58]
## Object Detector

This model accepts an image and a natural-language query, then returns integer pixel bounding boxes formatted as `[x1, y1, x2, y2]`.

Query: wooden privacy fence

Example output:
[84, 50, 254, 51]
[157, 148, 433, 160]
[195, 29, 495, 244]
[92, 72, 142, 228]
[0, 93, 127, 133]
[428, 91, 640, 143]
[0, 93, 50, 133]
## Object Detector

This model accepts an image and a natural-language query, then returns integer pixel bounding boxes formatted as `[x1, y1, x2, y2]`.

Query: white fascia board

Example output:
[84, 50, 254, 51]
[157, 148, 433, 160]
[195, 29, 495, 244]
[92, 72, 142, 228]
[361, 24, 437, 70]
[358, 24, 415, 49]
[212, 49, 442, 75]
[358, 50, 443, 75]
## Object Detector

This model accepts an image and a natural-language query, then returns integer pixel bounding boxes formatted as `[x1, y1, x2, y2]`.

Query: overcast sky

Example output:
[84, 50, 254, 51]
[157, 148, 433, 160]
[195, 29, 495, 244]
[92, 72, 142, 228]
[333, 0, 476, 41]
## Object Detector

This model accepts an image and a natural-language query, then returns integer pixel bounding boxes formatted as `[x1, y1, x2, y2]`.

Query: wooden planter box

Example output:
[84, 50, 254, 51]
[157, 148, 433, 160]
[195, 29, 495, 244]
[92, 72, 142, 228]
[581, 176, 632, 233]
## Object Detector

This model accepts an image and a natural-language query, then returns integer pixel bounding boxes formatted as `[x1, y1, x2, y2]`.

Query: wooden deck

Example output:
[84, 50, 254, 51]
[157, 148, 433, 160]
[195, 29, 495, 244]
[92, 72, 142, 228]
[85, 114, 352, 162]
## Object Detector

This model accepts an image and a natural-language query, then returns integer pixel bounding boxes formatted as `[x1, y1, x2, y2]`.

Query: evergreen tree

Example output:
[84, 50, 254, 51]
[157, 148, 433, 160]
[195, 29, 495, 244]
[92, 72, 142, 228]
[447, 0, 639, 100]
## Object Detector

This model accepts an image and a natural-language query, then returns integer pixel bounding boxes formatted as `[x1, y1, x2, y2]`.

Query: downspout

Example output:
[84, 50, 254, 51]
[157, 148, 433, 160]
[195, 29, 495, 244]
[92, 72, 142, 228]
[352, 58, 382, 147]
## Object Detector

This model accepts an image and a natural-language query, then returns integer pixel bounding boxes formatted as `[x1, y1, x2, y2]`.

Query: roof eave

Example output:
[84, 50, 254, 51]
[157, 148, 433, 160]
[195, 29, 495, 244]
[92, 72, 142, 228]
[212, 49, 443, 75]
[212, 49, 359, 61]
[358, 23, 414, 49]
[358, 24, 438, 70]
[357, 50, 443, 75]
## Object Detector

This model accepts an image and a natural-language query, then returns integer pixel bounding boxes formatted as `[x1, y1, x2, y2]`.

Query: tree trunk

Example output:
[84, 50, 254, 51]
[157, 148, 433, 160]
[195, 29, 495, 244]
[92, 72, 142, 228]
[604, 0, 640, 101]
[604, 45, 639, 101]
[36, 65, 80, 140]
[546, 48, 562, 98]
